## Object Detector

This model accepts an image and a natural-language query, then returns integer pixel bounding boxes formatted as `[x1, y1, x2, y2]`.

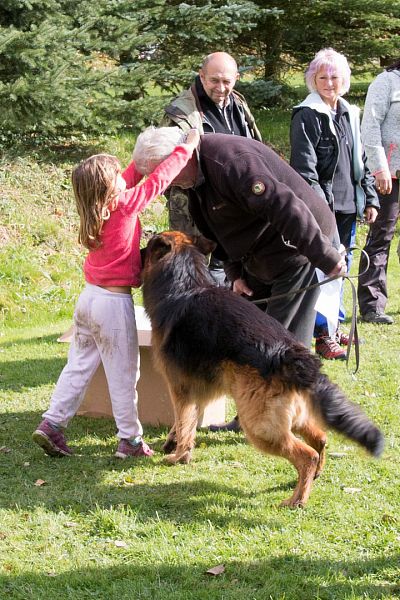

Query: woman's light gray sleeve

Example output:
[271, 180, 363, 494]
[361, 75, 391, 174]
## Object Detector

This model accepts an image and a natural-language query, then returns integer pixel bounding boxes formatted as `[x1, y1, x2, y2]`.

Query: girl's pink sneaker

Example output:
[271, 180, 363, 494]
[115, 438, 154, 459]
[32, 419, 73, 457]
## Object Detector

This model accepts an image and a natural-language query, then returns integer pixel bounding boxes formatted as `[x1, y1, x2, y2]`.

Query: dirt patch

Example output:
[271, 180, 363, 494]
[0, 225, 11, 248]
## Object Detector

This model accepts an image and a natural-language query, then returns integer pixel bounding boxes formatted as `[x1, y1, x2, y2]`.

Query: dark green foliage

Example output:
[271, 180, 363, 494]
[236, 0, 400, 79]
[235, 79, 283, 108]
[0, 0, 265, 137]
[0, 0, 165, 136]
[0, 0, 398, 138]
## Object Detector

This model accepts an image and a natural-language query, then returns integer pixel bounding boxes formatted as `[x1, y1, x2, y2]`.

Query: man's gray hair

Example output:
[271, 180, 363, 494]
[132, 126, 186, 175]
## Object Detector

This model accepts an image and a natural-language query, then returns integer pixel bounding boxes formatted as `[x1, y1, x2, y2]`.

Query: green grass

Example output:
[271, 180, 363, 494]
[1, 115, 400, 598]
[1, 298, 400, 598]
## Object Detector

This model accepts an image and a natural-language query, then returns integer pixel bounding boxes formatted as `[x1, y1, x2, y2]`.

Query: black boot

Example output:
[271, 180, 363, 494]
[208, 415, 241, 433]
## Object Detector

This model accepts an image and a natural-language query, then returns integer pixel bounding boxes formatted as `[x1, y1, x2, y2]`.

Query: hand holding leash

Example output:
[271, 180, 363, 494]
[328, 260, 346, 278]
[250, 246, 370, 373]
[233, 277, 253, 297]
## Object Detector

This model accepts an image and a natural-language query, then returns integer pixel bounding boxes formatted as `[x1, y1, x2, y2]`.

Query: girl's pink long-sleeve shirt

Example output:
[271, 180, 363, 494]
[84, 145, 192, 287]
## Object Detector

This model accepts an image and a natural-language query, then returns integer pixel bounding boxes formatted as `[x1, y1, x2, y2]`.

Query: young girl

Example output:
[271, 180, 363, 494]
[32, 127, 200, 459]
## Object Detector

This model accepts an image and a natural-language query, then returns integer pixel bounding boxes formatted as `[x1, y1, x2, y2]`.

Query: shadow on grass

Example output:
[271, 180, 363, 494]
[1, 139, 105, 166]
[0, 554, 398, 599]
[0, 333, 64, 348]
[0, 407, 246, 452]
[0, 409, 272, 529]
[0, 357, 68, 390]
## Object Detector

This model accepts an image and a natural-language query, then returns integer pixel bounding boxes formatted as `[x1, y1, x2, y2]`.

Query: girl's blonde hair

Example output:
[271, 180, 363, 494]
[72, 154, 120, 249]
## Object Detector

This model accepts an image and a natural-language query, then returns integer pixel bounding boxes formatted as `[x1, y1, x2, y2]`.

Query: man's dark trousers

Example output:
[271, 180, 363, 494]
[358, 179, 399, 315]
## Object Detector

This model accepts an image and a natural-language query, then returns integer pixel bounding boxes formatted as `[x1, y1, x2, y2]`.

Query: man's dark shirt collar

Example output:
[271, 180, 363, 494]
[194, 76, 247, 137]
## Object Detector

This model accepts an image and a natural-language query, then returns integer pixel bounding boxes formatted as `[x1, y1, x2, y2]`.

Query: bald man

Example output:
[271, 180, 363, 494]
[163, 53, 263, 432]
[164, 52, 261, 237]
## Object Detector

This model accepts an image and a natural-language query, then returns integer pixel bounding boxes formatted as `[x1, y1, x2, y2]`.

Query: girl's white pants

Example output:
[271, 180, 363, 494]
[44, 284, 142, 440]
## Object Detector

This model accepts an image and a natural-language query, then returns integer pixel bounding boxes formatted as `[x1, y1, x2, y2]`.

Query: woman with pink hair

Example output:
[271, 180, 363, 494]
[290, 48, 379, 360]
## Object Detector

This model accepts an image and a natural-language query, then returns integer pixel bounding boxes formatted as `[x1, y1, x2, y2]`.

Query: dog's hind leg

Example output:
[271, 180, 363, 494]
[229, 366, 320, 507]
[246, 430, 320, 508]
[165, 398, 199, 465]
[293, 420, 327, 479]
[278, 436, 320, 508]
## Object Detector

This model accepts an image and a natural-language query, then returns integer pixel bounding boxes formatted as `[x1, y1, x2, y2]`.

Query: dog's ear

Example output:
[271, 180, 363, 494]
[192, 235, 217, 256]
[146, 234, 173, 264]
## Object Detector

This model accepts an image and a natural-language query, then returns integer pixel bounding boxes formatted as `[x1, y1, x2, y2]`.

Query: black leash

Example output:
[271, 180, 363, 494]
[250, 247, 370, 374]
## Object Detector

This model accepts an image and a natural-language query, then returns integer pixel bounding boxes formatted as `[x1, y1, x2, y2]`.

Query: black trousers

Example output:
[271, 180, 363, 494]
[335, 211, 356, 267]
[244, 261, 319, 349]
[358, 179, 399, 315]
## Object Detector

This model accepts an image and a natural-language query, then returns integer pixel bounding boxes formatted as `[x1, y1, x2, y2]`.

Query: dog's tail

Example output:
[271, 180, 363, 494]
[310, 374, 384, 457]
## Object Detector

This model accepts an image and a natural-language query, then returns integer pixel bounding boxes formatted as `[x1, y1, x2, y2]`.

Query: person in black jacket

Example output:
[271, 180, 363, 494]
[134, 128, 346, 344]
[290, 48, 379, 360]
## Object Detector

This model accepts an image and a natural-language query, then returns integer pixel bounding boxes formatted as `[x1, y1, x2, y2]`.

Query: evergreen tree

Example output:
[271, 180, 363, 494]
[0, 1, 98, 135]
[0, 0, 264, 136]
[235, 0, 400, 79]
[1, 0, 398, 137]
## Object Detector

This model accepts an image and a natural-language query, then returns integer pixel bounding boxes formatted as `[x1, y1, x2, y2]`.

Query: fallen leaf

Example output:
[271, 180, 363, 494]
[0, 446, 11, 453]
[342, 487, 362, 494]
[206, 564, 225, 576]
[114, 540, 128, 548]
[34, 479, 47, 487]
[64, 521, 78, 528]
[23, 462, 30, 467]
[329, 452, 347, 458]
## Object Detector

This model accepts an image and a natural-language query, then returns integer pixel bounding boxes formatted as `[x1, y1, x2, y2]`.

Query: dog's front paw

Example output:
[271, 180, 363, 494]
[165, 453, 179, 465]
[279, 497, 305, 509]
[178, 450, 192, 464]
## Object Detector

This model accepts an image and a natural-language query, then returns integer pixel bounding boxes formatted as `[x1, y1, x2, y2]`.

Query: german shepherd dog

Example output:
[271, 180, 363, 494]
[142, 231, 384, 507]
